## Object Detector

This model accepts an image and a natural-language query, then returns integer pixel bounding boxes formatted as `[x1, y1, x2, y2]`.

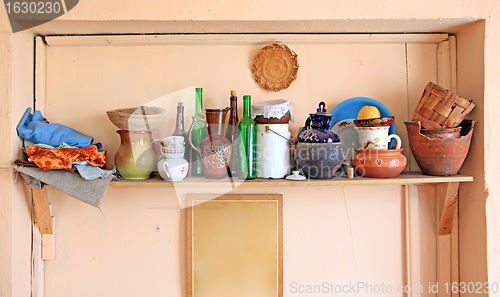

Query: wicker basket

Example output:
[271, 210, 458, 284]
[412, 82, 475, 129]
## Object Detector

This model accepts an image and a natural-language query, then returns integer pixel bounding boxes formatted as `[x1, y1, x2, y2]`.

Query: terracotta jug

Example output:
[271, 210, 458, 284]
[188, 108, 231, 179]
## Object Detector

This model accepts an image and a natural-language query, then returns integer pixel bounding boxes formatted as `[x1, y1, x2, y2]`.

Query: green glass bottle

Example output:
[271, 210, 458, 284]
[237, 95, 256, 179]
[190, 88, 208, 176]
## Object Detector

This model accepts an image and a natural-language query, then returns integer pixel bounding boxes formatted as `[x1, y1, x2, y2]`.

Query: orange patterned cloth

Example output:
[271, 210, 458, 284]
[25, 145, 106, 171]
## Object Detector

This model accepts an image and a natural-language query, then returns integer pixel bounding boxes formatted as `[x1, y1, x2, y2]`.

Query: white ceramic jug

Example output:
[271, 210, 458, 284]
[155, 136, 189, 181]
[158, 156, 189, 181]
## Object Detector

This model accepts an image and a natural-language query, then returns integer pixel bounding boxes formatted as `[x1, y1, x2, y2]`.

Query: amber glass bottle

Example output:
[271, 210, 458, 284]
[225, 90, 239, 177]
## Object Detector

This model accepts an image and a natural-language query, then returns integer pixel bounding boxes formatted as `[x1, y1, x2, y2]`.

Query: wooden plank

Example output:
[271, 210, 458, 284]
[31, 187, 53, 234]
[416, 185, 438, 296]
[187, 202, 193, 297]
[448, 36, 458, 93]
[436, 183, 451, 297]
[406, 43, 441, 171]
[35, 36, 47, 112]
[438, 182, 460, 235]
[44, 33, 450, 47]
[42, 217, 55, 260]
[451, 191, 460, 297]
[437, 40, 452, 90]
[407, 185, 422, 297]
[109, 172, 473, 188]
[402, 185, 411, 297]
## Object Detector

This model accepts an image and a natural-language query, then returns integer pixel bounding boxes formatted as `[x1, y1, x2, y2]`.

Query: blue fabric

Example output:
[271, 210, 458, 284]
[17, 108, 102, 149]
[75, 163, 116, 181]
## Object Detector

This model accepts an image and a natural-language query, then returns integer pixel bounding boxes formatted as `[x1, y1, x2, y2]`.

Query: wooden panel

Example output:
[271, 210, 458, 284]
[417, 185, 438, 297]
[406, 43, 440, 171]
[187, 194, 283, 297]
[404, 184, 423, 297]
[35, 36, 47, 113]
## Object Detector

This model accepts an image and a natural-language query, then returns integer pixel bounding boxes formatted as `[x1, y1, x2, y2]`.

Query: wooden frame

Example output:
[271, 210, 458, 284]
[187, 194, 283, 297]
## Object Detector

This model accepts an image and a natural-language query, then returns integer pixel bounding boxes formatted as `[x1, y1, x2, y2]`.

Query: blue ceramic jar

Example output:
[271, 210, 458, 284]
[298, 102, 340, 143]
[294, 102, 344, 179]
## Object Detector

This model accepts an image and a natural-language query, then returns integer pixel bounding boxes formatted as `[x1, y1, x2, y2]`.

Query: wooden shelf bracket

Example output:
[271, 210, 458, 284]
[31, 187, 55, 260]
[438, 182, 460, 235]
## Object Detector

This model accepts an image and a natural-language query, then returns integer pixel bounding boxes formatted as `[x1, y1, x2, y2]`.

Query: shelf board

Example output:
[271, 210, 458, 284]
[109, 172, 473, 188]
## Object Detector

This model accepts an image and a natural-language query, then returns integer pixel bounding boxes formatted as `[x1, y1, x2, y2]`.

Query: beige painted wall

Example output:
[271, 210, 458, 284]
[0, 24, 35, 297]
[1, 0, 499, 296]
[39, 34, 432, 296]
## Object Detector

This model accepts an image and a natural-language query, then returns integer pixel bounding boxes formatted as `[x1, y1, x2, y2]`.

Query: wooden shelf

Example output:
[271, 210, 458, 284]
[109, 171, 473, 188]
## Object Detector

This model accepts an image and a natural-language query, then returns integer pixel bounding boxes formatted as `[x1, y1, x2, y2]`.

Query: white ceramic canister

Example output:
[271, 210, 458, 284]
[255, 124, 291, 178]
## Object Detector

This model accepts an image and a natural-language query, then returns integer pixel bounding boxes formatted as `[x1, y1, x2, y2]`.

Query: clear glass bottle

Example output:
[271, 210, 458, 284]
[172, 102, 191, 166]
[237, 95, 256, 179]
[225, 90, 239, 177]
[190, 88, 207, 176]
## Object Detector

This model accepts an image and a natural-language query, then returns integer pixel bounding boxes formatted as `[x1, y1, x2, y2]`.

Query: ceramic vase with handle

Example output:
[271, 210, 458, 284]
[188, 108, 231, 179]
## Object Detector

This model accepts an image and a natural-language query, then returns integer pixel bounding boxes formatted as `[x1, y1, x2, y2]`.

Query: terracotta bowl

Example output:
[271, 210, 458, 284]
[107, 106, 166, 131]
[351, 148, 407, 178]
[405, 120, 475, 176]
[354, 116, 394, 127]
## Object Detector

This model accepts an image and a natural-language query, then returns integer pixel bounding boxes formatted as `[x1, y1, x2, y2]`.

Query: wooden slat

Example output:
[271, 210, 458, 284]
[451, 190, 460, 297]
[44, 33, 450, 47]
[35, 36, 47, 112]
[438, 182, 460, 235]
[31, 187, 53, 235]
[403, 185, 422, 297]
[109, 172, 473, 188]
[436, 183, 452, 297]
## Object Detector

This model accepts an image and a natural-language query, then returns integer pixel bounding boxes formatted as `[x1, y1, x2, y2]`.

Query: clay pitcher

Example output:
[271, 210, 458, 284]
[188, 108, 231, 179]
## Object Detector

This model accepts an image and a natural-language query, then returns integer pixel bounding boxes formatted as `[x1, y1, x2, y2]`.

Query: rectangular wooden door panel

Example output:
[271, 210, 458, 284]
[187, 194, 283, 297]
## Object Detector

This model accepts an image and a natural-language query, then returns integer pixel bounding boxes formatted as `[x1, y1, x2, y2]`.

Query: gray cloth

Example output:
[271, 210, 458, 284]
[15, 165, 114, 207]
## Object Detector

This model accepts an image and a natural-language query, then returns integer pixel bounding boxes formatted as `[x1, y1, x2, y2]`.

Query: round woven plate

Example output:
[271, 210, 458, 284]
[252, 43, 299, 92]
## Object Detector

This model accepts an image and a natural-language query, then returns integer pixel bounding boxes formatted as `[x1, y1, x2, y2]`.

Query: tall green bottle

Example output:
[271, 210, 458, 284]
[237, 95, 256, 179]
[190, 88, 208, 176]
